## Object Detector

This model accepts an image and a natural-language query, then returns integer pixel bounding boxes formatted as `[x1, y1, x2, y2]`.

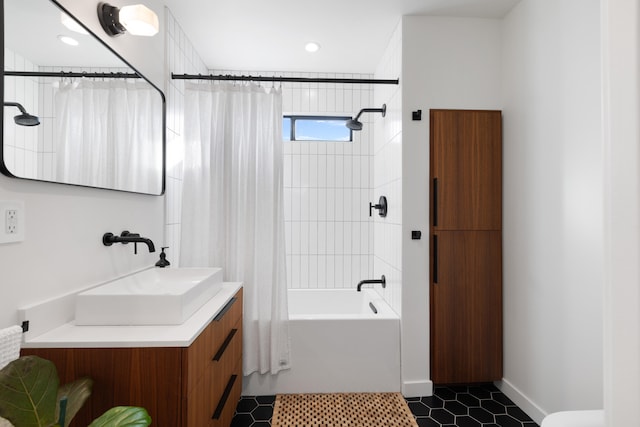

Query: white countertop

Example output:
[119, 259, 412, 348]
[22, 282, 242, 349]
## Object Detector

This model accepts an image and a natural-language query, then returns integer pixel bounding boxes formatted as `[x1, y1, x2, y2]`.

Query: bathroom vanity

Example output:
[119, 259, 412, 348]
[21, 284, 243, 427]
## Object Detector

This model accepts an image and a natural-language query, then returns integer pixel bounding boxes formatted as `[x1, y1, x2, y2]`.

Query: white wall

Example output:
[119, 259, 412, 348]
[501, 0, 603, 422]
[601, 0, 640, 425]
[400, 15, 503, 397]
[0, 0, 166, 329]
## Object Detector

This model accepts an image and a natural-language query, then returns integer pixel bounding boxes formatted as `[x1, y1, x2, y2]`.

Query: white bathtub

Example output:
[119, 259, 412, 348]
[243, 289, 401, 395]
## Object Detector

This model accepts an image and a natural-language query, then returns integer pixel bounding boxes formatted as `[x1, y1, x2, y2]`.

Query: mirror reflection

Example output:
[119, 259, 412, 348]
[2, 0, 165, 195]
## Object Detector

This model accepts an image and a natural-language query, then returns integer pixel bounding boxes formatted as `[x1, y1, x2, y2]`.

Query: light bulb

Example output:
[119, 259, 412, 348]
[119, 4, 159, 37]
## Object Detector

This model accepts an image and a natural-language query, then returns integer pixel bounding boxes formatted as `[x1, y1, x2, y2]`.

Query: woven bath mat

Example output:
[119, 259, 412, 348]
[272, 392, 419, 427]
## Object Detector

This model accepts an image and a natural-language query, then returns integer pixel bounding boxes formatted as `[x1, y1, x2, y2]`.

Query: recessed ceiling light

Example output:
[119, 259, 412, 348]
[305, 42, 320, 53]
[57, 35, 79, 46]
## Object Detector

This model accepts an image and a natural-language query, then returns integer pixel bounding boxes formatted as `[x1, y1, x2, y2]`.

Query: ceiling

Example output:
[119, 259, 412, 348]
[162, 0, 521, 74]
[6, 0, 130, 68]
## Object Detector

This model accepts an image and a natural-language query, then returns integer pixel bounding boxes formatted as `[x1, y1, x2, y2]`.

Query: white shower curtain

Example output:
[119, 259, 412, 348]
[54, 79, 162, 192]
[180, 82, 290, 375]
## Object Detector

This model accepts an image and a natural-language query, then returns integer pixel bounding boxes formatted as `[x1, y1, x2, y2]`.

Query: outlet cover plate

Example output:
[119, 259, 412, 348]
[0, 200, 25, 243]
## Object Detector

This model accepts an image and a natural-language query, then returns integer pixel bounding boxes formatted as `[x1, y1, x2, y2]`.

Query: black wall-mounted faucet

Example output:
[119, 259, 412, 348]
[103, 231, 156, 254]
[357, 275, 386, 292]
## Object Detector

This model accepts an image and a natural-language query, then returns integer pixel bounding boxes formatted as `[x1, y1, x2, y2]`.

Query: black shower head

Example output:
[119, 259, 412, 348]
[4, 102, 40, 127]
[346, 104, 386, 131]
[346, 118, 363, 131]
[13, 112, 40, 127]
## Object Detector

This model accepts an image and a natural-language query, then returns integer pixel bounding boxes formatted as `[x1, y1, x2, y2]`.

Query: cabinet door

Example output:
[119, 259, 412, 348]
[431, 110, 502, 230]
[430, 230, 502, 383]
[20, 347, 184, 427]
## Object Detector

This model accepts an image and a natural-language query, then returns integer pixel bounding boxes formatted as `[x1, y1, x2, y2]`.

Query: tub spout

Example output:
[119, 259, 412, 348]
[356, 275, 386, 291]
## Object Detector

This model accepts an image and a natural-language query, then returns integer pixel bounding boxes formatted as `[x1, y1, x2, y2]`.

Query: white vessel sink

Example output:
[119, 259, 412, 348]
[75, 268, 223, 326]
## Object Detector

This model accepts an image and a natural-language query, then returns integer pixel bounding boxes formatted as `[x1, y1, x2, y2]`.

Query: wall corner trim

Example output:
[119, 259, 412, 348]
[495, 378, 547, 425]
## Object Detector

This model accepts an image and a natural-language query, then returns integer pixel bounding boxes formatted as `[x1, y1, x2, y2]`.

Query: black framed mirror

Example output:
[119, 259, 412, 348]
[1, 0, 165, 195]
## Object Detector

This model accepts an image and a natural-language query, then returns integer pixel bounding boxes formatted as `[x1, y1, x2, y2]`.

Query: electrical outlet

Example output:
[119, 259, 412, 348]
[6, 209, 17, 234]
[0, 201, 25, 244]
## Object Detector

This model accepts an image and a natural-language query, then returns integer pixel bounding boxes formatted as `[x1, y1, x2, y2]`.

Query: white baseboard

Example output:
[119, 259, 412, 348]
[495, 378, 548, 425]
[402, 379, 433, 397]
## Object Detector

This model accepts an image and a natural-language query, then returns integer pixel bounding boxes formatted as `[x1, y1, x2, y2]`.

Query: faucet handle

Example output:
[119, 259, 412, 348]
[119, 231, 144, 253]
[102, 232, 116, 246]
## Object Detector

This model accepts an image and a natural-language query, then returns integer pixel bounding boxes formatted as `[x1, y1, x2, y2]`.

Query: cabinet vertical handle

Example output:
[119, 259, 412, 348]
[433, 235, 438, 284]
[433, 178, 438, 227]
[213, 329, 237, 361]
[212, 375, 237, 420]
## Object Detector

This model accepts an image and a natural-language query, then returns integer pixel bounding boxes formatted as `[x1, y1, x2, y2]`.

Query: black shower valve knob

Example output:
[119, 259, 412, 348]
[369, 196, 388, 217]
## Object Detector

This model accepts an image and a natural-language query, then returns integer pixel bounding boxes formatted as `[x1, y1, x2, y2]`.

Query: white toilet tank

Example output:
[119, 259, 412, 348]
[541, 410, 604, 427]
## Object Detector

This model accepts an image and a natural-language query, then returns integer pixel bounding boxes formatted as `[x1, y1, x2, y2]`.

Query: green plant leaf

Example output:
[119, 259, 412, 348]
[0, 356, 59, 427]
[55, 377, 92, 427]
[87, 407, 151, 427]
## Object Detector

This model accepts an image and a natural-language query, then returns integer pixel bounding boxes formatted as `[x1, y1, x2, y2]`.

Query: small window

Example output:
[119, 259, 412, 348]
[283, 115, 352, 142]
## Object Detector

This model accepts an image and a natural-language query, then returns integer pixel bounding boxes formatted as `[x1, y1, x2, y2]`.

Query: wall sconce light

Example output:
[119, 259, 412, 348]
[97, 2, 159, 37]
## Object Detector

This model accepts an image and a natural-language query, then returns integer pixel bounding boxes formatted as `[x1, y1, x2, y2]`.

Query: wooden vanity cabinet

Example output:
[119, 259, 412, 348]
[22, 288, 243, 427]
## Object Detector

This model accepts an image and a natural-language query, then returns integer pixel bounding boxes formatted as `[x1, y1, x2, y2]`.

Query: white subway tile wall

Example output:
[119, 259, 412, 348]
[373, 22, 402, 314]
[164, 8, 208, 263]
[290, 82, 375, 290]
[3, 49, 39, 179]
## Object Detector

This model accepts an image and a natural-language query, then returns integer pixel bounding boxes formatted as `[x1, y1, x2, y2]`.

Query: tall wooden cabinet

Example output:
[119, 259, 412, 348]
[430, 109, 502, 384]
[22, 289, 243, 427]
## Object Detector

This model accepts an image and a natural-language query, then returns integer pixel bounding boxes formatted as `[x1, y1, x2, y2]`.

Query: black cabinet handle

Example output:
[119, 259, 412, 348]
[433, 235, 438, 284]
[213, 329, 238, 362]
[433, 178, 438, 227]
[214, 297, 237, 322]
[212, 375, 237, 420]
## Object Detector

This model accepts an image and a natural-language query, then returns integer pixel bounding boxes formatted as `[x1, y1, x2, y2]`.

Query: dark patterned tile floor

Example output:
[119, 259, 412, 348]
[231, 384, 539, 427]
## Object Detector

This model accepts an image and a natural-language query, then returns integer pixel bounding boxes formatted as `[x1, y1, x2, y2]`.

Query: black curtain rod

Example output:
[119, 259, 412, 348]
[5, 71, 141, 79]
[171, 73, 399, 85]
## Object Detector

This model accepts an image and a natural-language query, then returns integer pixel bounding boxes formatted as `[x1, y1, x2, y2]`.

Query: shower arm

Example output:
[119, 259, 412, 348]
[3, 102, 28, 115]
[353, 107, 386, 121]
